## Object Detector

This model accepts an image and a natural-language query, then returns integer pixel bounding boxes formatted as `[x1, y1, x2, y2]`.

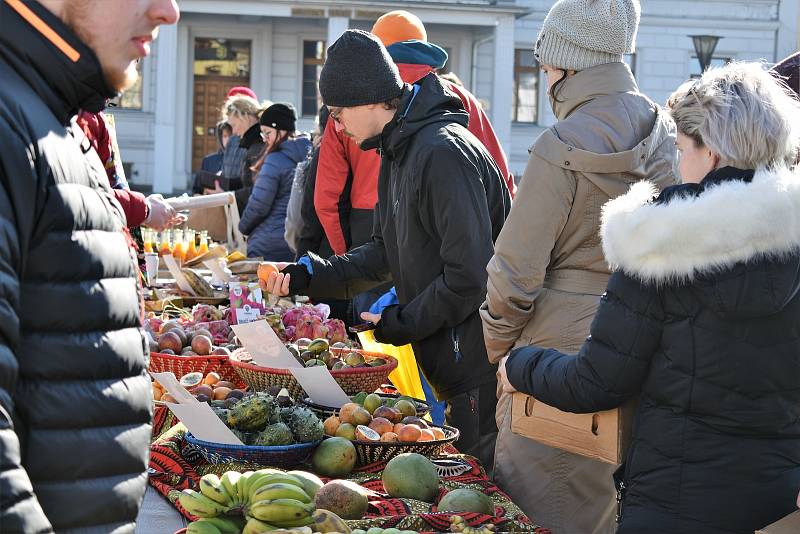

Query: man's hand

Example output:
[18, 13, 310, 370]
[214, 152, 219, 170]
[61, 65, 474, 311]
[360, 312, 381, 324]
[498, 354, 517, 394]
[258, 262, 292, 296]
[202, 179, 225, 195]
[144, 194, 185, 230]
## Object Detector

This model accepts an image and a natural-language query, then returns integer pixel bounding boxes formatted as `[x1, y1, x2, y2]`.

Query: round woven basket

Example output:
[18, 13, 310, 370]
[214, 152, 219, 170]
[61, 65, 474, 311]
[230, 348, 398, 397]
[184, 432, 320, 467]
[149, 351, 244, 388]
[347, 424, 459, 466]
[300, 393, 430, 419]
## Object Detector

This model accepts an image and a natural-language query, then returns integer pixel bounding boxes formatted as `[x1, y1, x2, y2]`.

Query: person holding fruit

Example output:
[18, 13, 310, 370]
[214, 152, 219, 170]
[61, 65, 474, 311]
[261, 30, 510, 470]
[500, 61, 800, 533]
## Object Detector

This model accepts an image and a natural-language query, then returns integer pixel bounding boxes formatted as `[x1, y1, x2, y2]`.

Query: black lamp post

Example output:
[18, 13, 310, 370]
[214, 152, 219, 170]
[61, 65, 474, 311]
[690, 35, 722, 72]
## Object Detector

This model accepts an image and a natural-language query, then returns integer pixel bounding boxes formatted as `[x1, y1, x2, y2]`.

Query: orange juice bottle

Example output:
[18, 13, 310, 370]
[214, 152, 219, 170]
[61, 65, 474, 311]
[158, 230, 172, 257]
[185, 230, 197, 262]
[174, 230, 186, 265]
[142, 228, 154, 253]
[198, 230, 209, 256]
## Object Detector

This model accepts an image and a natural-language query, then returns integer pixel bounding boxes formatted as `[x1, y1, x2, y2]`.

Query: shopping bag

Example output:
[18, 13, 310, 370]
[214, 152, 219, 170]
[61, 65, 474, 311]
[357, 330, 425, 401]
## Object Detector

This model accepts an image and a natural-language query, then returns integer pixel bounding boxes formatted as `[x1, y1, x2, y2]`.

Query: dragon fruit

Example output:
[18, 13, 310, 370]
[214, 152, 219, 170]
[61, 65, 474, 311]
[293, 313, 329, 341]
[281, 306, 306, 329]
[284, 325, 296, 341]
[324, 319, 347, 344]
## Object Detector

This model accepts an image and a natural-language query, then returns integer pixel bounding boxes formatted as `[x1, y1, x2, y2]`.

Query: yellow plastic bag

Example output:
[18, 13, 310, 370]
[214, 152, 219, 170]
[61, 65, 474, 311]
[357, 330, 425, 401]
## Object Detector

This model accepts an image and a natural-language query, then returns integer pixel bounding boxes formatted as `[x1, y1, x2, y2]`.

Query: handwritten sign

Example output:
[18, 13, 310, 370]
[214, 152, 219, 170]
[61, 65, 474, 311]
[290, 366, 351, 408]
[230, 321, 303, 369]
[166, 402, 244, 445]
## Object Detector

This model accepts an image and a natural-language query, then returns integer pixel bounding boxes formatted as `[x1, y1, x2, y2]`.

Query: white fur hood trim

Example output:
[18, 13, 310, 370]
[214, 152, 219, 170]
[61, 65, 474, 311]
[600, 166, 800, 282]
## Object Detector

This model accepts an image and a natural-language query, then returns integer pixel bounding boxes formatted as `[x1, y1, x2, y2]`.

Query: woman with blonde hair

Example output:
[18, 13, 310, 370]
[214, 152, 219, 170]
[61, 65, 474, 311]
[215, 94, 267, 213]
[500, 61, 800, 533]
[480, 0, 676, 531]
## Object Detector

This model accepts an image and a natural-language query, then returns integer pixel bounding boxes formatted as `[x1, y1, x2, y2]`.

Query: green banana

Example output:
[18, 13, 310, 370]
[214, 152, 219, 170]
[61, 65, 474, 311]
[269, 515, 316, 529]
[249, 498, 315, 524]
[251, 482, 312, 504]
[186, 520, 222, 534]
[178, 489, 228, 518]
[194, 516, 245, 534]
[310, 508, 351, 533]
[248, 474, 306, 503]
[220, 471, 244, 506]
[285, 471, 324, 498]
[243, 471, 285, 501]
[243, 516, 279, 534]
[199, 474, 234, 507]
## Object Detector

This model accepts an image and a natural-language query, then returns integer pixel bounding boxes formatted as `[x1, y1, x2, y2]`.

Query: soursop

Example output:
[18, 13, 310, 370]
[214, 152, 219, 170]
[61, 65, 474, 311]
[282, 406, 324, 442]
[252, 422, 294, 446]
[226, 395, 276, 431]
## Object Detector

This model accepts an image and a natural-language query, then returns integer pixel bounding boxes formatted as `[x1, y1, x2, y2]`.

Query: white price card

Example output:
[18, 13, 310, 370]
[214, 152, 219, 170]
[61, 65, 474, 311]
[203, 259, 234, 284]
[149, 371, 198, 404]
[166, 402, 244, 445]
[163, 254, 195, 295]
[230, 321, 303, 368]
[289, 366, 351, 408]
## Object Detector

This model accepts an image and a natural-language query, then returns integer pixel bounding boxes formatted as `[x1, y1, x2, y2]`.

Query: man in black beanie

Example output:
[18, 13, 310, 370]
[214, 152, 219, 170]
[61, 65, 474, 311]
[262, 29, 510, 468]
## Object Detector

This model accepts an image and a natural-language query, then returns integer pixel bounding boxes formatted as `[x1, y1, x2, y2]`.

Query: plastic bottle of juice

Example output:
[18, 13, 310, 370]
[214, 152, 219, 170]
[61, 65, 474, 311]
[198, 230, 209, 256]
[158, 230, 172, 257]
[142, 228, 154, 253]
[173, 229, 186, 265]
[185, 229, 197, 262]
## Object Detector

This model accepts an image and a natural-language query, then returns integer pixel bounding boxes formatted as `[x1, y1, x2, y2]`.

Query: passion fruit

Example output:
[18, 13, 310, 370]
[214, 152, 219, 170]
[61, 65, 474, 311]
[179, 371, 203, 388]
[355, 425, 381, 442]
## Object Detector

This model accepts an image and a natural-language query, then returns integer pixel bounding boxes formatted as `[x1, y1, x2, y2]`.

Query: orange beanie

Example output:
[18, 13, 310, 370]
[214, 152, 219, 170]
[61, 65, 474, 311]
[371, 10, 427, 47]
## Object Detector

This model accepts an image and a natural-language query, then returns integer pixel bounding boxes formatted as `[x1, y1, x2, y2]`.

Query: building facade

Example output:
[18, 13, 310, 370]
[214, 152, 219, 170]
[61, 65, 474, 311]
[113, 0, 799, 192]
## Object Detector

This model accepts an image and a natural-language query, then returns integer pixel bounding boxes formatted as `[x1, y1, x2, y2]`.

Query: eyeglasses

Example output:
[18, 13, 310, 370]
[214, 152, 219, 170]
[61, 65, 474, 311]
[328, 107, 343, 124]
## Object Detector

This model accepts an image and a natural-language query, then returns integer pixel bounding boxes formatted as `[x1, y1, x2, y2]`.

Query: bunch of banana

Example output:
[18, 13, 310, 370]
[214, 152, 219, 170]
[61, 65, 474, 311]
[308, 509, 351, 533]
[449, 515, 496, 534]
[186, 516, 244, 534]
[248, 498, 315, 528]
[178, 489, 230, 518]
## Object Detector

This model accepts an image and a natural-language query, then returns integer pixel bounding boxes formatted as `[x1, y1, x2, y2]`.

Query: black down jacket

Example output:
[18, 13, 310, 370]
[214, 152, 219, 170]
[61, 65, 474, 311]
[0, 2, 151, 532]
[506, 167, 800, 533]
[304, 73, 511, 399]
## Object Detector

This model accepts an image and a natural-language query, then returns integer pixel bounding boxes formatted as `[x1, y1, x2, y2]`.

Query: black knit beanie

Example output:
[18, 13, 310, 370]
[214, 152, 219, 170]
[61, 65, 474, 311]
[319, 30, 403, 107]
[260, 103, 296, 132]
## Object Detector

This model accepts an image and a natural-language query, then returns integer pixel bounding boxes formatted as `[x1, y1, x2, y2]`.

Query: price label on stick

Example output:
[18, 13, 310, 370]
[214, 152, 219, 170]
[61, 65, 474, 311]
[289, 366, 351, 408]
[165, 402, 244, 445]
[230, 321, 303, 368]
[149, 371, 198, 404]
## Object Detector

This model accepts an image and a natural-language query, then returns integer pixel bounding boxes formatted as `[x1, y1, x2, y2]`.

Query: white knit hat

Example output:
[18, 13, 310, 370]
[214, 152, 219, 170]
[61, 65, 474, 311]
[535, 0, 641, 71]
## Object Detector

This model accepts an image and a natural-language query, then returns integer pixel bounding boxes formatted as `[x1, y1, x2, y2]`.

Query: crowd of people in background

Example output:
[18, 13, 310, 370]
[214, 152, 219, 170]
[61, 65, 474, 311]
[2, 0, 800, 531]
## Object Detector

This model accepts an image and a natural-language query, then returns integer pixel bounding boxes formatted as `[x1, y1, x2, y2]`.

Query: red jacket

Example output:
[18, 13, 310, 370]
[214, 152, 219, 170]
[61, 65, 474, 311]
[76, 110, 148, 227]
[315, 64, 515, 255]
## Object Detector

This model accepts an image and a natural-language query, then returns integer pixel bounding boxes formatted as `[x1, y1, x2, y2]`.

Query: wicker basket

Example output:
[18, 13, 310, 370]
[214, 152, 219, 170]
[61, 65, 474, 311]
[149, 352, 244, 388]
[230, 349, 398, 397]
[348, 424, 459, 466]
[184, 432, 320, 467]
[300, 393, 430, 419]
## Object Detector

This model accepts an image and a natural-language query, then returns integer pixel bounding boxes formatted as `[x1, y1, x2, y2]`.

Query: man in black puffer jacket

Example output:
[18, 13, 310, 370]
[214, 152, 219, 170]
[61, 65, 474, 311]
[0, 1, 179, 532]
[263, 31, 511, 469]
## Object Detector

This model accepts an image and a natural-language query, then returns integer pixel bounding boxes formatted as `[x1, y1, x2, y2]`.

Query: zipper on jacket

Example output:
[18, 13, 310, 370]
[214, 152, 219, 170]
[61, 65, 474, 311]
[451, 327, 462, 362]
[615, 479, 626, 523]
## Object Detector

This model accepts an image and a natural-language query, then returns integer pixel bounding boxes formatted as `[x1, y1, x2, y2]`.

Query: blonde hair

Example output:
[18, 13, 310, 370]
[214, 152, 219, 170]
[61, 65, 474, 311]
[666, 61, 800, 169]
[221, 95, 264, 121]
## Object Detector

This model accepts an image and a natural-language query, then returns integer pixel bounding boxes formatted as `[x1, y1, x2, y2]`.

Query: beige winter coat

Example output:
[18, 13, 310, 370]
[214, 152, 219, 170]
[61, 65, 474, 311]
[480, 62, 677, 533]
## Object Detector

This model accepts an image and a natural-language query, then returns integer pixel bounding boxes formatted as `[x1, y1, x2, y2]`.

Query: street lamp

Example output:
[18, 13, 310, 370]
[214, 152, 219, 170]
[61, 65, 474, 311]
[690, 35, 722, 72]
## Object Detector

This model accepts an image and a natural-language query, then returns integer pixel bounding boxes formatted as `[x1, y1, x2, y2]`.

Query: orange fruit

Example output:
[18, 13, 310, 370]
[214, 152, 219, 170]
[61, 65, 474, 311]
[257, 262, 279, 281]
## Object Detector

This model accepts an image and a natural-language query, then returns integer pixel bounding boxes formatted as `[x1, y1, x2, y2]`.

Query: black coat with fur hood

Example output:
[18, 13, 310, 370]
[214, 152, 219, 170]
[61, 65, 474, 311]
[506, 166, 800, 533]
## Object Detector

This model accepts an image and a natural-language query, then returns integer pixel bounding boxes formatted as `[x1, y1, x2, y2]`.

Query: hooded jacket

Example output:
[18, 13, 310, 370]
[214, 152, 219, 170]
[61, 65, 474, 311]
[305, 73, 511, 399]
[232, 123, 265, 214]
[239, 136, 311, 260]
[315, 40, 514, 256]
[507, 166, 800, 534]
[479, 61, 678, 534]
[0, 2, 151, 532]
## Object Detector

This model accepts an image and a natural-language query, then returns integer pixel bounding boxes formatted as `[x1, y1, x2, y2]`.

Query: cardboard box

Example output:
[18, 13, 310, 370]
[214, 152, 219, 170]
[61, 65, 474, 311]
[510, 392, 635, 465]
[756, 510, 800, 533]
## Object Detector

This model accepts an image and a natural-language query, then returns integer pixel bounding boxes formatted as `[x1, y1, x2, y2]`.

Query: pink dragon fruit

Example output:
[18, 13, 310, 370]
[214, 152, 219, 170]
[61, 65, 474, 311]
[294, 313, 329, 340]
[281, 306, 306, 329]
[324, 319, 347, 344]
[284, 325, 296, 341]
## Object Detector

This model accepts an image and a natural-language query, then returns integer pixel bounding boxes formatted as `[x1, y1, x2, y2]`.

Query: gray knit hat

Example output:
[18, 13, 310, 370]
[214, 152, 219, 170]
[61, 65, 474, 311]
[319, 30, 403, 107]
[535, 0, 641, 71]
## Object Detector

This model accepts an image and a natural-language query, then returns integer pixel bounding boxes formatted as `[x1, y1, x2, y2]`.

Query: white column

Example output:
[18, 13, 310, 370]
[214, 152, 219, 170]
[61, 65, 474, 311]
[327, 16, 349, 45]
[152, 23, 178, 194]
[776, 0, 799, 61]
[492, 15, 515, 158]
